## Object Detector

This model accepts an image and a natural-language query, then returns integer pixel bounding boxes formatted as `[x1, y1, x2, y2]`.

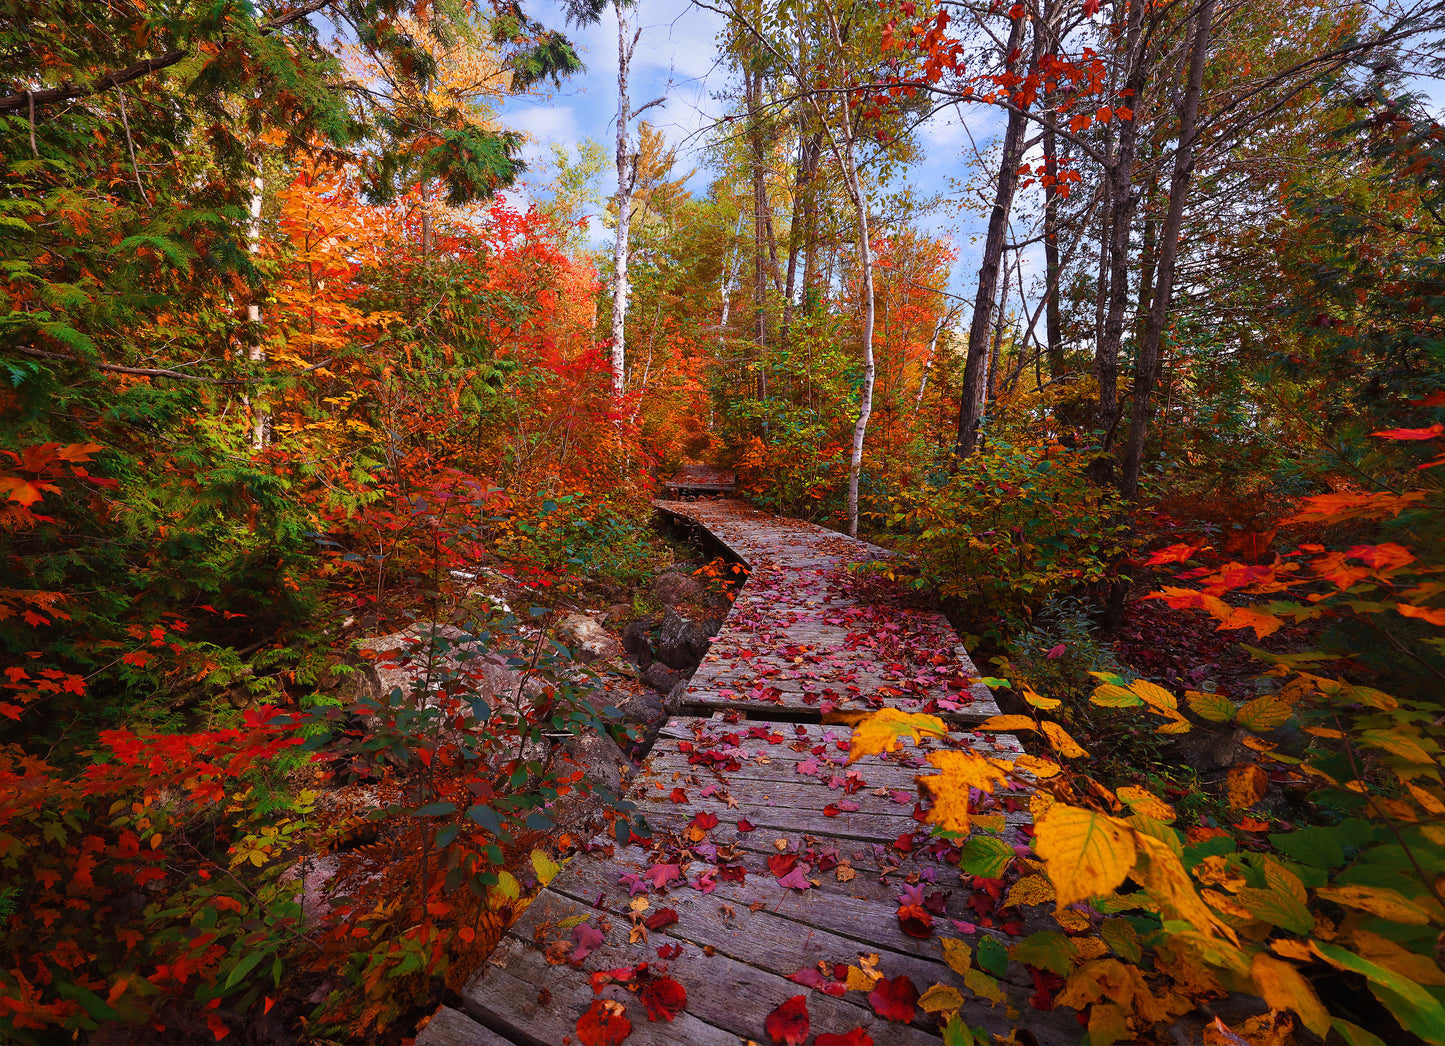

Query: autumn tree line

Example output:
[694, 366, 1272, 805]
[3, 0, 1445, 1041]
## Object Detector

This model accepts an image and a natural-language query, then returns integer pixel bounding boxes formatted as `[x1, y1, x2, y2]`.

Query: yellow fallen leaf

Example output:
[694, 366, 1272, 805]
[844, 965, 878, 992]
[964, 967, 1003, 1004]
[847, 708, 948, 764]
[1034, 805, 1136, 909]
[918, 983, 966, 1014]
[1004, 874, 1056, 908]
[1226, 764, 1269, 810]
[940, 938, 972, 976]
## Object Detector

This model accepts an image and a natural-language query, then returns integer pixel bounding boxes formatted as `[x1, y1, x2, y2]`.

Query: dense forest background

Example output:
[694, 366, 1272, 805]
[3, 0, 1445, 1041]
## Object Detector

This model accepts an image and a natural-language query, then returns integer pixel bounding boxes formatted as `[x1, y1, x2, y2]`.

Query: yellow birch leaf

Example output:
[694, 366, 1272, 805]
[940, 938, 972, 977]
[977, 715, 1038, 732]
[1015, 753, 1063, 778]
[1040, 720, 1089, 759]
[1034, 805, 1136, 909]
[1004, 875, 1056, 908]
[1054, 907, 1091, 933]
[1226, 764, 1270, 809]
[1030, 792, 1057, 822]
[1407, 782, 1445, 815]
[531, 848, 562, 886]
[1315, 885, 1434, 925]
[917, 749, 1012, 834]
[1130, 678, 1178, 711]
[847, 709, 948, 764]
[1117, 785, 1176, 823]
[1235, 694, 1293, 731]
[918, 984, 966, 1014]
[973, 813, 1006, 832]
[1088, 1002, 1128, 1046]
[1092, 683, 1144, 707]
[1251, 953, 1331, 1037]
[1186, 690, 1236, 723]
[1133, 833, 1238, 944]
[844, 965, 879, 992]
[964, 967, 1003, 1004]
[1022, 685, 1062, 710]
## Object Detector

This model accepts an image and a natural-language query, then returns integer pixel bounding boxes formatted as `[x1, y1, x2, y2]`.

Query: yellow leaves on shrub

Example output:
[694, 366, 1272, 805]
[1021, 684, 1062, 710]
[1185, 690, 1236, 723]
[916, 749, 1012, 834]
[1034, 805, 1136, 909]
[1131, 832, 1239, 945]
[1250, 954, 1331, 1036]
[1015, 753, 1063, 779]
[1226, 765, 1270, 810]
[846, 709, 947, 764]
[1040, 720, 1089, 758]
[1235, 694, 1293, 732]
[977, 714, 1036, 732]
[1314, 885, 1436, 925]
[1116, 785, 1176, 823]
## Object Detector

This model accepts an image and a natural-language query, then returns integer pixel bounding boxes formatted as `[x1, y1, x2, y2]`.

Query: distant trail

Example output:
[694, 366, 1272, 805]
[420, 500, 1073, 1046]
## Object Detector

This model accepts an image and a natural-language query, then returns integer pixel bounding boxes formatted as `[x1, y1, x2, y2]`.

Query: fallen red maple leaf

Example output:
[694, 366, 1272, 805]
[656, 943, 683, 959]
[644, 907, 678, 931]
[816, 1030, 875, 1046]
[896, 903, 934, 939]
[765, 995, 810, 1045]
[767, 852, 798, 878]
[577, 999, 632, 1045]
[689, 811, 719, 831]
[868, 974, 919, 1022]
[736, 818, 755, 832]
[639, 976, 687, 1022]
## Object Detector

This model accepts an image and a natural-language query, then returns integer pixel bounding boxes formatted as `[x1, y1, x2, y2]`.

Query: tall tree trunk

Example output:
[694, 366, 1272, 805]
[954, 9, 1033, 458]
[1042, 114, 1065, 379]
[609, 11, 640, 402]
[784, 132, 822, 342]
[1095, 0, 1146, 434]
[244, 168, 268, 450]
[1121, 0, 1214, 500]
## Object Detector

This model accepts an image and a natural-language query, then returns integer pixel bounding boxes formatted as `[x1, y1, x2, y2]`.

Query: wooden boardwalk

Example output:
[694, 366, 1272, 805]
[420, 501, 1071, 1046]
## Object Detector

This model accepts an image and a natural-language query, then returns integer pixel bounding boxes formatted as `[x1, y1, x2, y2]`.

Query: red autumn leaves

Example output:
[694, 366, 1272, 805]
[765, 994, 886, 1045]
[575, 963, 686, 1046]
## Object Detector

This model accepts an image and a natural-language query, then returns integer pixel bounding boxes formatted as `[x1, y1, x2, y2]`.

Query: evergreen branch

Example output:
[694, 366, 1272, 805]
[0, 0, 337, 116]
[12, 344, 335, 385]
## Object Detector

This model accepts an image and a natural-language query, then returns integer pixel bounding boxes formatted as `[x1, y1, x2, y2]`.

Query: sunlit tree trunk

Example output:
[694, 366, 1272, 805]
[1121, 0, 1215, 499]
[954, 10, 1031, 459]
[610, 8, 640, 402]
[244, 168, 268, 450]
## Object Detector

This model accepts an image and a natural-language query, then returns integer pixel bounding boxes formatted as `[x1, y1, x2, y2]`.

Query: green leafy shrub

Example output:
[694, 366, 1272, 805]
[876, 441, 1128, 640]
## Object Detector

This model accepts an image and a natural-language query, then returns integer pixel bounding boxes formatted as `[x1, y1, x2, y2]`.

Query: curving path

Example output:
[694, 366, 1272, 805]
[418, 500, 1074, 1046]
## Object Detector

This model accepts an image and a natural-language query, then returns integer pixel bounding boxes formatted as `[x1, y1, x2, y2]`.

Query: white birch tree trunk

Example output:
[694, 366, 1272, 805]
[245, 169, 268, 450]
[609, 9, 639, 403]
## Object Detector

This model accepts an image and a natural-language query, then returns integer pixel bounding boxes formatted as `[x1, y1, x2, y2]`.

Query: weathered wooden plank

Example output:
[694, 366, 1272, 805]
[463, 936, 741, 1046]
[473, 900, 947, 1044]
[415, 1005, 522, 1046]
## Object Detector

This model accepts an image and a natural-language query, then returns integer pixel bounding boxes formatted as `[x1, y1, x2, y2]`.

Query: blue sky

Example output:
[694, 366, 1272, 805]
[495, 0, 1007, 302]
